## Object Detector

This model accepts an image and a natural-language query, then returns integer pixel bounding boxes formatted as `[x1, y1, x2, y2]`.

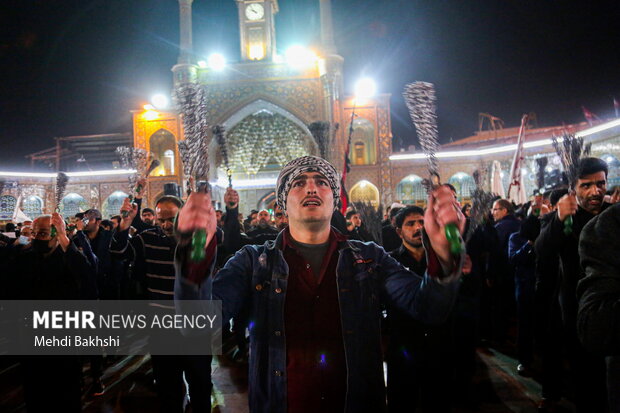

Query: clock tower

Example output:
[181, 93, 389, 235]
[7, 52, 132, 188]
[236, 0, 278, 61]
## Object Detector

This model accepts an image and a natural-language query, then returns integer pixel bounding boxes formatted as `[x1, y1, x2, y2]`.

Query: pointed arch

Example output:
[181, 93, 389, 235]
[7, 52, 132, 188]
[208, 98, 318, 178]
[103, 191, 129, 218]
[22, 195, 44, 219]
[449, 172, 476, 201]
[396, 175, 426, 205]
[148, 128, 176, 176]
[349, 180, 380, 207]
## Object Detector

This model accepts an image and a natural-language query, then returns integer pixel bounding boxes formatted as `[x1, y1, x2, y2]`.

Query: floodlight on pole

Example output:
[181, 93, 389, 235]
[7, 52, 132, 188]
[354, 78, 376, 100]
[285, 45, 317, 69]
[151, 94, 169, 109]
[207, 53, 226, 71]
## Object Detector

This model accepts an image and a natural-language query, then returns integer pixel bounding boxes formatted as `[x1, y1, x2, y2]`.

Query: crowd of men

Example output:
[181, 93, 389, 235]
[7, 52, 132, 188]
[1, 155, 619, 413]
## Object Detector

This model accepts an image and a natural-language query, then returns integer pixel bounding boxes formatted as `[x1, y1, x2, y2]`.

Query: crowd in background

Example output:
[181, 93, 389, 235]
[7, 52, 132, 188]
[1, 157, 620, 413]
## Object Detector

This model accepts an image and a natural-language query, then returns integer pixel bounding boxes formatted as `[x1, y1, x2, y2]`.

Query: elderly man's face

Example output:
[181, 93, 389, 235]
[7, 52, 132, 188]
[257, 210, 271, 225]
[491, 201, 508, 222]
[32, 217, 52, 241]
[156, 201, 179, 236]
[21, 226, 33, 239]
[286, 173, 334, 227]
[274, 207, 287, 228]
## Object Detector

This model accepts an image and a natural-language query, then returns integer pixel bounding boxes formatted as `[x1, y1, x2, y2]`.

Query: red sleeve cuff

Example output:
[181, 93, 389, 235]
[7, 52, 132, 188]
[184, 236, 217, 285]
[426, 246, 443, 279]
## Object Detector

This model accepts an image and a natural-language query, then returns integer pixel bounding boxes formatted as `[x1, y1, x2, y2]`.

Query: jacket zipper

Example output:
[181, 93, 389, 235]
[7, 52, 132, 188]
[275, 248, 288, 413]
[335, 247, 350, 412]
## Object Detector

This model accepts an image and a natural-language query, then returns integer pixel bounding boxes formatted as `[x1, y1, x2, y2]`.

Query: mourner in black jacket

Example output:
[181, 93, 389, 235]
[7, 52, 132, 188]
[7, 214, 92, 413]
[535, 157, 610, 412]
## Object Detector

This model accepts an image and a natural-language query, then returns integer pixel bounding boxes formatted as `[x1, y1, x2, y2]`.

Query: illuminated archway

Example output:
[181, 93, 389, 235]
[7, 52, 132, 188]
[257, 190, 277, 212]
[348, 118, 376, 165]
[226, 111, 313, 175]
[0, 195, 17, 220]
[149, 129, 176, 176]
[60, 193, 88, 218]
[22, 195, 44, 219]
[396, 175, 426, 205]
[449, 172, 476, 202]
[602, 153, 620, 187]
[103, 191, 129, 218]
[349, 180, 380, 207]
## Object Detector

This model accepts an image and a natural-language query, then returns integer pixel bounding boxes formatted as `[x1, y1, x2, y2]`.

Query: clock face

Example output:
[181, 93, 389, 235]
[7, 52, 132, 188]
[245, 3, 264, 21]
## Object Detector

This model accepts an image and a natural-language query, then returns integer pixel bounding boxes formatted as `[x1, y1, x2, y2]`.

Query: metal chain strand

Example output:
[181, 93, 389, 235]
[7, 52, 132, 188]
[552, 133, 590, 191]
[213, 125, 232, 187]
[174, 82, 210, 193]
[403, 81, 439, 189]
[308, 121, 331, 160]
[54, 172, 69, 211]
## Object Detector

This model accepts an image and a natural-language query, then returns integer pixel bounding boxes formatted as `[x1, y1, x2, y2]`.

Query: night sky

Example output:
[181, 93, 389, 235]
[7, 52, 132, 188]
[2, 0, 619, 170]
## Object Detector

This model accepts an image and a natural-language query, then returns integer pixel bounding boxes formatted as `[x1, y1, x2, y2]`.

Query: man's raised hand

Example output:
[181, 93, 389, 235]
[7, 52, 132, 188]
[557, 193, 578, 222]
[424, 185, 466, 267]
[177, 191, 218, 250]
[51, 212, 70, 251]
[119, 197, 137, 231]
[224, 187, 239, 210]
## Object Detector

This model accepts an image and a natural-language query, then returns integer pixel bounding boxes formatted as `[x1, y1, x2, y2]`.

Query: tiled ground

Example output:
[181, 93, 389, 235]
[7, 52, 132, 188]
[1, 348, 578, 413]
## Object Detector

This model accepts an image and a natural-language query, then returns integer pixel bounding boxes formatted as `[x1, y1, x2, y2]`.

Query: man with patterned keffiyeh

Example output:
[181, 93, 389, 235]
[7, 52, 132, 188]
[175, 156, 466, 413]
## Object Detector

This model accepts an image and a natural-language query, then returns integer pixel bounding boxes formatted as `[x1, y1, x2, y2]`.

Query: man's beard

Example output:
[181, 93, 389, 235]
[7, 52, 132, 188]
[404, 238, 423, 248]
[404, 231, 423, 248]
[258, 220, 270, 228]
[580, 194, 604, 213]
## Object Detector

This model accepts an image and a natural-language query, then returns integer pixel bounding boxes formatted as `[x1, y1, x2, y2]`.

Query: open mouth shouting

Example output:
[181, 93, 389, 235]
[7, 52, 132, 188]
[302, 197, 322, 207]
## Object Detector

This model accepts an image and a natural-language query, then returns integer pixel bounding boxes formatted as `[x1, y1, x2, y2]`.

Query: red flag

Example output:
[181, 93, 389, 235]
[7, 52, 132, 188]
[582, 106, 599, 125]
[340, 140, 351, 214]
[339, 177, 349, 213]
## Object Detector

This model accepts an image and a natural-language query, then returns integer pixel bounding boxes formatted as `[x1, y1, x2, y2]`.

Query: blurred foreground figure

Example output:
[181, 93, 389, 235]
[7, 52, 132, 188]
[3, 214, 91, 412]
[578, 202, 620, 413]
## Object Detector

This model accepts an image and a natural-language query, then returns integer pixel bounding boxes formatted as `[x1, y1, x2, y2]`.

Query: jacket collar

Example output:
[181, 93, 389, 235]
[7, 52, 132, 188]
[270, 226, 353, 252]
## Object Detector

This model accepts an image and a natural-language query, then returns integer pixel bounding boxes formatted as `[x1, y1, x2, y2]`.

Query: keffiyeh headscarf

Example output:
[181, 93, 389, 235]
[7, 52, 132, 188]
[276, 156, 341, 213]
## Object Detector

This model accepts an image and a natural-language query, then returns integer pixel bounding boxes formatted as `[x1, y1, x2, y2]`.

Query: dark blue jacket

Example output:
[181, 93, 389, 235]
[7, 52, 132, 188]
[489, 214, 521, 283]
[72, 230, 99, 299]
[508, 232, 536, 279]
[175, 230, 463, 413]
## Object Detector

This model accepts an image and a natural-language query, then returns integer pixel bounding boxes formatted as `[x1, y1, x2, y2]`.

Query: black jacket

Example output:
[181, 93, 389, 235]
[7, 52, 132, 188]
[488, 214, 521, 284]
[577, 203, 620, 354]
[7, 243, 90, 300]
[381, 224, 401, 253]
[535, 204, 610, 329]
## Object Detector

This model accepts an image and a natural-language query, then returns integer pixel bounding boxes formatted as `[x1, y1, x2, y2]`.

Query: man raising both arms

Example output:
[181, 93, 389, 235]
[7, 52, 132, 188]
[175, 156, 465, 413]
